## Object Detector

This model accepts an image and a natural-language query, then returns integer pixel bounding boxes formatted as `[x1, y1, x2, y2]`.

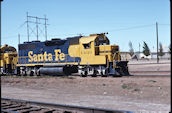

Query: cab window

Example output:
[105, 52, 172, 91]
[83, 43, 91, 49]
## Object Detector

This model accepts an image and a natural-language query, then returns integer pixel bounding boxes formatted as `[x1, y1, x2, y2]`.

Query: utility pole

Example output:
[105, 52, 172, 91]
[139, 43, 140, 54]
[156, 22, 159, 63]
[45, 15, 47, 41]
[0, 0, 3, 47]
[36, 17, 39, 41]
[18, 34, 20, 44]
[26, 12, 29, 42]
[26, 13, 48, 41]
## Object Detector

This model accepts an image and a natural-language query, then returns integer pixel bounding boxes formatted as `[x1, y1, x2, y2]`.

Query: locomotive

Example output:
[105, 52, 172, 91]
[0, 44, 18, 74]
[16, 33, 129, 77]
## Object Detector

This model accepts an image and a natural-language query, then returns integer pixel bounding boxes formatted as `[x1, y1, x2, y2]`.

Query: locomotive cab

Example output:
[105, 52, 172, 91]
[77, 33, 129, 76]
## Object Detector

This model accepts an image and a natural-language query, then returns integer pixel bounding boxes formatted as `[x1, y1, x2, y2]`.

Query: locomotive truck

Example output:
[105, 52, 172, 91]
[16, 33, 129, 77]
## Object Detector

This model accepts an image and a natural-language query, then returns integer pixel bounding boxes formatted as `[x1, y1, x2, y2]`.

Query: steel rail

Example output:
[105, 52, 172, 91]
[128, 62, 170, 65]
[1, 97, 133, 113]
[129, 71, 170, 73]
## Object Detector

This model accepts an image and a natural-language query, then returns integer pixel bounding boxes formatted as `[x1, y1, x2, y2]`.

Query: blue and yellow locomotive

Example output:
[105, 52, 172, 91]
[16, 33, 129, 77]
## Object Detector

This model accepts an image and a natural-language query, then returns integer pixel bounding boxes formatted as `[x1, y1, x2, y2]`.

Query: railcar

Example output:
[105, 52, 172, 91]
[16, 33, 129, 76]
[0, 44, 18, 75]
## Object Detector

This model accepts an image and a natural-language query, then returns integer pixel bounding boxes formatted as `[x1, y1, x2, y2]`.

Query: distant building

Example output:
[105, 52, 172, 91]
[151, 52, 170, 59]
[130, 52, 149, 60]
[120, 52, 131, 60]
[130, 52, 170, 60]
[150, 46, 171, 59]
[120, 51, 170, 60]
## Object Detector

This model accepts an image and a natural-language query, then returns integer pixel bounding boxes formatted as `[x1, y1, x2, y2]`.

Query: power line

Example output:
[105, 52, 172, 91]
[18, 21, 27, 29]
[48, 24, 156, 37]
[107, 24, 155, 32]
[2, 23, 170, 39]
[26, 12, 48, 41]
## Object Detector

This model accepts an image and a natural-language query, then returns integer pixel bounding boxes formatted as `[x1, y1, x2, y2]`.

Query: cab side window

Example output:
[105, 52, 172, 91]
[83, 43, 91, 49]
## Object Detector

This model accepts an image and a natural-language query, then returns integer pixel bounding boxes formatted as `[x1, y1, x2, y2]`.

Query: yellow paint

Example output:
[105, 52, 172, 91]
[48, 53, 53, 61]
[16, 62, 78, 67]
[68, 36, 108, 65]
[28, 51, 33, 62]
[68, 45, 80, 57]
[44, 52, 48, 61]
[28, 49, 65, 62]
[98, 45, 119, 62]
[38, 54, 44, 61]
[0, 44, 18, 70]
[33, 55, 37, 62]
[68, 34, 119, 65]
[79, 35, 97, 44]
[68, 33, 121, 65]
[59, 53, 65, 61]
[54, 49, 65, 61]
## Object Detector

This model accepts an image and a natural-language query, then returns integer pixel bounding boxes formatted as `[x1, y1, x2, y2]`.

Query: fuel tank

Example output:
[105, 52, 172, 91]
[39, 66, 71, 76]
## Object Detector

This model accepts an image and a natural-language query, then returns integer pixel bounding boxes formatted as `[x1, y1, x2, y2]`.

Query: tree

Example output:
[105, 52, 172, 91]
[158, 42, 165, 57]
[128, 41, 134, 56]
[143, 41, 150, 56]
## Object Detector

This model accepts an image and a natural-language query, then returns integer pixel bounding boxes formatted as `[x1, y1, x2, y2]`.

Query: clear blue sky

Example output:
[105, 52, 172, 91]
[1, 0, 170, 52]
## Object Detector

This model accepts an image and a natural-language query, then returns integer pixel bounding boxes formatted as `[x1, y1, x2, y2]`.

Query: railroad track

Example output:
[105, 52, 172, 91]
[1, 98, 132, 113]
[129, 71, 170, 73]
[127, 71, 171, 77]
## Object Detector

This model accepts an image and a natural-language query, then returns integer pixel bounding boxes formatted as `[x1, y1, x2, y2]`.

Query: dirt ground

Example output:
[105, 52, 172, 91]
[1, 75, 170, 112]
[128, 59, 171, 72]
[1, 60, 171, 112]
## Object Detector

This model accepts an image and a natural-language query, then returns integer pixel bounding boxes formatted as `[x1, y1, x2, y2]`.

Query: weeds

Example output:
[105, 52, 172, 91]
[121, 83, 141, 92]
[121, 84, 127, 89]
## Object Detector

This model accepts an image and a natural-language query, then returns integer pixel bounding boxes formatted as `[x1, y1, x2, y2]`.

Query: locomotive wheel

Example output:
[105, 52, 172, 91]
[23, 71, 27, 76]
[101, 74, 107, 77]
[81, 71, 87, 77]
[26, 71, 33, 76]
[91, 70, 97, 77]
[30, 71, 34, 76]
[123, 67, 130, 75]
[81, 74, 87, 77]
[91, 74, 97, 77]
[101, 69, 108, 77]
[36, 70, 41, 76]
[113, 74, 122, 77]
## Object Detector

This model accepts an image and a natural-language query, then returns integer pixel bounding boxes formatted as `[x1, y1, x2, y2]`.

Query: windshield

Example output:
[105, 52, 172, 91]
[95, 36, 109, 46]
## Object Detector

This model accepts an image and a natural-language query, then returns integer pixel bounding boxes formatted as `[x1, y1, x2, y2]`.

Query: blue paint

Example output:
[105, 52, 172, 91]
[18, 39, 81, 65]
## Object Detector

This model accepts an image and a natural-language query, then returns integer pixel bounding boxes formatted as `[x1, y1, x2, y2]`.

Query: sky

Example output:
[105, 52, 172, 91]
[1, 0, 170, 52]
